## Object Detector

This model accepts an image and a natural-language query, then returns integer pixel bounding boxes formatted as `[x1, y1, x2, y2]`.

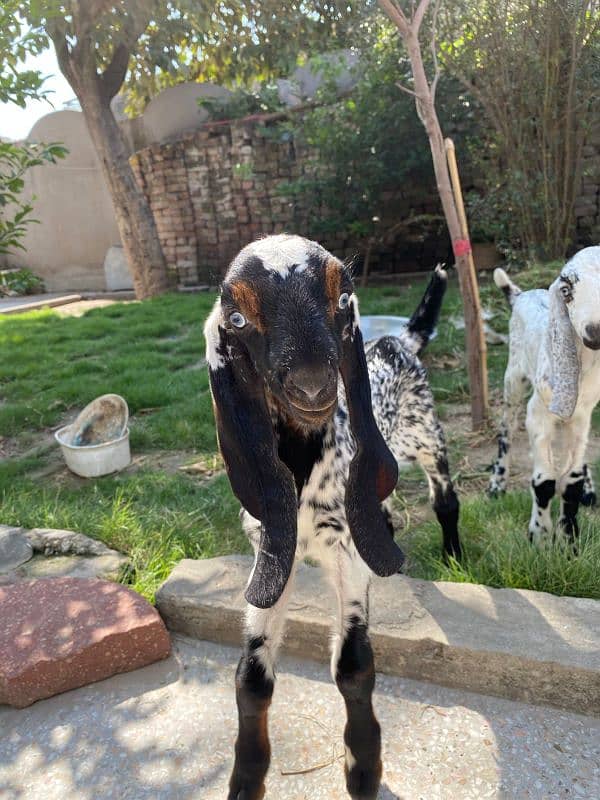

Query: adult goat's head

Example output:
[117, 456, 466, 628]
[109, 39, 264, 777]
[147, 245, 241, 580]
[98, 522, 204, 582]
[204, 234, 402, 608]
[546, 246, 600, 419]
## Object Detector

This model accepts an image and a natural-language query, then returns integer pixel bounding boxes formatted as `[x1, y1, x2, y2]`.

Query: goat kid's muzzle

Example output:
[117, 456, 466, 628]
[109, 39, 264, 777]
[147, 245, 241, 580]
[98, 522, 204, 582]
[281, 362, 338, 421]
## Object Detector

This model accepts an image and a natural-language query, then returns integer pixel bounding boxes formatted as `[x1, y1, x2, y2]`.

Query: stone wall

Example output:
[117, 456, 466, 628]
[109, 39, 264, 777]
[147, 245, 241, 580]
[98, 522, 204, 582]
[132, 114, 600, 287]
[131, 116, 453, 285]
[575, 123, 600, 247]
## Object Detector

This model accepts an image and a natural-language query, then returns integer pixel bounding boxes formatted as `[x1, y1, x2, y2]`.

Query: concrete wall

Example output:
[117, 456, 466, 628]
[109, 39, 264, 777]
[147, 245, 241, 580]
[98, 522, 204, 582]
[3, 111, 121, 292]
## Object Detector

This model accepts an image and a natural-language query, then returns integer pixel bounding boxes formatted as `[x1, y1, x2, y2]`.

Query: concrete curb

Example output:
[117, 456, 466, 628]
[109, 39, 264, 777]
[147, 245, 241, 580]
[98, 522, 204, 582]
[0, 294, 82, 315]
[156, 555, 600, 716]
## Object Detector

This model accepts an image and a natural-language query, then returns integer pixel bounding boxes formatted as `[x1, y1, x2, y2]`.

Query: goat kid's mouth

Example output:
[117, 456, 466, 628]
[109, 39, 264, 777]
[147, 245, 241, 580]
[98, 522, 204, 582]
[285, 394, 338, 424]
[288, 397, 337, 414]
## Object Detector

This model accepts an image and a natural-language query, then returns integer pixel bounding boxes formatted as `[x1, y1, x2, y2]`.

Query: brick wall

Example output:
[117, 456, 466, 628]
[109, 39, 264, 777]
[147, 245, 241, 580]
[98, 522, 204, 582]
[131, 117, 599, 287]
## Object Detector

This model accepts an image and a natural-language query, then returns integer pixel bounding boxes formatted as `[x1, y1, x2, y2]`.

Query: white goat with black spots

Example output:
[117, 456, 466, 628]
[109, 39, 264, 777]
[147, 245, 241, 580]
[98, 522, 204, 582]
[490, 246, 600, 542]
[204, 234, 460, 800]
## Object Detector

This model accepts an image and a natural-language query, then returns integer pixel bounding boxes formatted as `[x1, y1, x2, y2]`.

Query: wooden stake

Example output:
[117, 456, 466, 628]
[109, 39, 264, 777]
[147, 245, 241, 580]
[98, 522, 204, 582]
[445, 138, 489, 428]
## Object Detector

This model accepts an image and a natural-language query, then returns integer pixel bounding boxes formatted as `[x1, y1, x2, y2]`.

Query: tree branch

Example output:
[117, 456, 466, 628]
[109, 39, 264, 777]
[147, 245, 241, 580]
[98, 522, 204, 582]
[412, 0, 432, 35]
[99, 42, 132, 101]
[396, 81, 417, 98]
[377, 0, 410, 36]
[46, 20, 77, 89]
[430, 0, 441, 103]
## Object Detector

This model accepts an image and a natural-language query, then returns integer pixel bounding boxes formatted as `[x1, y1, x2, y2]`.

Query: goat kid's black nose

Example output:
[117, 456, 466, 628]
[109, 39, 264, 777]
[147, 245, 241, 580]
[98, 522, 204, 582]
[584, 323, 600, 350]
[284, 364, 336, 401]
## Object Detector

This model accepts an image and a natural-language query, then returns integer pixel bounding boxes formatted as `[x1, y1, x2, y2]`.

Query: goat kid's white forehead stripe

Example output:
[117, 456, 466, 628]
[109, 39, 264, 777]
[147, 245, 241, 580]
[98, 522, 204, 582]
[246, 234, 313, 276]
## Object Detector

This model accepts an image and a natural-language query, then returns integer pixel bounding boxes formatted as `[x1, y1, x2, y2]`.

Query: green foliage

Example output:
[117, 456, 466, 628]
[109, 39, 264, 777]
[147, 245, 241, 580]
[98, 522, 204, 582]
[0, 140, 67, 256]
[120, 1, 374, 115]
[0, 6, 67, 258]
[198, 83, 284, 121]
[0, 470, 247, 601]
[276, 18, 475, 250]
[0, 267, 44, 296]
[440, 0, 600, 260]
[396, 490, 600, 600]
[0, 1, 49, 106]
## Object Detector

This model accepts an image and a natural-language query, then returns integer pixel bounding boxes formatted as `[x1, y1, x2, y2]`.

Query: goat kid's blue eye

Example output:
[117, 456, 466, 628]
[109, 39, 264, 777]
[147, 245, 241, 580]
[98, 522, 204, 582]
[338, 292, 350, 310]
[230, 312, 247, 328]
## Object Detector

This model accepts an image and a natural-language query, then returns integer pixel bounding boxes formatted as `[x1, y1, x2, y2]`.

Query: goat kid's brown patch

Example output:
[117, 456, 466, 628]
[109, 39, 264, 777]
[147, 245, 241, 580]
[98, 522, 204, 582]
[229, 280, 264, 332]
[325, 258, 342, 318]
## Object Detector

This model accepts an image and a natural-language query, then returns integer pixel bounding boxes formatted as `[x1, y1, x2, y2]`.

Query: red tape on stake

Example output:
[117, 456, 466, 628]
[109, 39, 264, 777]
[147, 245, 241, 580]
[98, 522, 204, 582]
[453, 238, 472, 257]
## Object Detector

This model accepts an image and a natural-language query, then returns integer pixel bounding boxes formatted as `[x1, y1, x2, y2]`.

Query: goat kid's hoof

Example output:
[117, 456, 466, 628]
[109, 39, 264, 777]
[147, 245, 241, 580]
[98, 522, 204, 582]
[487, 485, 506, 499]
[228, 788, 265, 800]
[442, 544, 462, 565]
[346, 763, 382, 800]
[581, 491, 596, 508]
[228, 780, 266, 800]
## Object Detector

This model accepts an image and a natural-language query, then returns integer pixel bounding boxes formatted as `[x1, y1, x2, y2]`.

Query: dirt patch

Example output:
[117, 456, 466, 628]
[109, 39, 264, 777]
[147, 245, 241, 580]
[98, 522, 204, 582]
[55, 299, 135, 317]
[442, 402, 600, 495]
[28, 447, 225, 489]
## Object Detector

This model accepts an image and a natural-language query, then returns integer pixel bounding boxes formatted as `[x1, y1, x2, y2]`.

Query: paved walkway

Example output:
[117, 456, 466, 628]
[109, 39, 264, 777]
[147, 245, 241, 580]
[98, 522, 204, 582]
[1, 636, 598, 800]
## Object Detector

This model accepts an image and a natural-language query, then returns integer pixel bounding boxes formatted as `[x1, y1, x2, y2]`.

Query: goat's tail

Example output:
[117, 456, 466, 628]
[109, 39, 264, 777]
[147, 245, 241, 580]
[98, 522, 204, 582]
[493, 267, 521, 308]
[403, 264, 448, 355]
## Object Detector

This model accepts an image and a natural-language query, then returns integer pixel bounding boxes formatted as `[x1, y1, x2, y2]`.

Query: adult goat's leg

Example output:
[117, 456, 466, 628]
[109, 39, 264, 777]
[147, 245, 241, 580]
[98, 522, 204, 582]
[328, 548, 381, 800]
[228, 569, 296, 800]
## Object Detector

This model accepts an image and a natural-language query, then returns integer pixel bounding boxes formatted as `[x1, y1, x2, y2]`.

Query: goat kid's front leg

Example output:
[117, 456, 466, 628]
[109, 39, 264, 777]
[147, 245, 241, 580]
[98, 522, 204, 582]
[489, 371, 527, 495]
[559, 469, 586, 543]
[419, 447, 461, 561]
[228, 573, 295, 800]
[527, 395, 557, 543]
[581, 463, 596, 508]
[329, 549, 381, 800]
[558, 417, 592, 543]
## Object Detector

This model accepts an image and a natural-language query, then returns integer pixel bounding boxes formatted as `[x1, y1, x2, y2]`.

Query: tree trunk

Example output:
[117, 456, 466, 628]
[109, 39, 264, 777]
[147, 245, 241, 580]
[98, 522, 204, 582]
[78, 88, 171, 300]
[380, 7, 489, 429]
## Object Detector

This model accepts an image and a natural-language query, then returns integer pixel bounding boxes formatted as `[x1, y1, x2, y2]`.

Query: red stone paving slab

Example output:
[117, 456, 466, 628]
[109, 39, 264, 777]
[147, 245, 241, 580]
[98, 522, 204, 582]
[0, 577, 171, 708]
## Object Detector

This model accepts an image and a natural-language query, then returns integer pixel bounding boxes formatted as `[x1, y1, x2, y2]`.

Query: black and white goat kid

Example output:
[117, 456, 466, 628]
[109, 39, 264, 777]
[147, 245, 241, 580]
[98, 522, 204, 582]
[204, 234, 460, 800]
[490, 246, 600, 542]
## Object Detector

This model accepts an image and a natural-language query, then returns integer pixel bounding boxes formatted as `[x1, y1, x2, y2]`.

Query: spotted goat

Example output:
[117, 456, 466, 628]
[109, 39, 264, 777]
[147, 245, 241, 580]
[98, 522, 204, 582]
[204, 234, 461, 800]
[489, 246, 599, 542]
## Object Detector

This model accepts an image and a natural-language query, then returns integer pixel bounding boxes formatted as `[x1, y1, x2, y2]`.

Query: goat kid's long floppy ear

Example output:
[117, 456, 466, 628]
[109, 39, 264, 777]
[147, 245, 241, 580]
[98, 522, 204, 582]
[545, 278, 580, 420]
[205, 304, 297, 609]
[339, 297, 405, 575]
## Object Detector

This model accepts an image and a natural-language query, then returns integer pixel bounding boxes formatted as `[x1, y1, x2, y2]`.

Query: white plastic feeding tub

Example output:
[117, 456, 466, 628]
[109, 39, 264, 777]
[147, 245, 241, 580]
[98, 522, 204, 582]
[55, 394, 131, 478]
[360, 315, 437, 342]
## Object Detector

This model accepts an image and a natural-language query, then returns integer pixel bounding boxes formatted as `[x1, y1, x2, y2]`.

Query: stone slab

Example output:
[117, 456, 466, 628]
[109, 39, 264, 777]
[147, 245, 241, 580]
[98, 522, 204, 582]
[103, 245, 134, 291]
[0, 527, 33, 571]
[156, 556, 600, 715]
[0, 526, 130, 585]
[0, 577, 171, 708]
[1, 636, 598, 800]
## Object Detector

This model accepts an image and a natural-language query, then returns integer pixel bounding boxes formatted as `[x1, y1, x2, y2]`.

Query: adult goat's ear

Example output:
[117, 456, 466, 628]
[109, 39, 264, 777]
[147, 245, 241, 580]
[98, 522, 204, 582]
[204, 301, 297, 608]
[543, 278, 580, 420]
[338, 295, 405, 576]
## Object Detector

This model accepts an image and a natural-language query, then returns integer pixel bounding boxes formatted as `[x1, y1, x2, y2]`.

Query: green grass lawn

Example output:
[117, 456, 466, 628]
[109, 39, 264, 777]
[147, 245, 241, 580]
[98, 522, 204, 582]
[1, 265, 598, 600]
